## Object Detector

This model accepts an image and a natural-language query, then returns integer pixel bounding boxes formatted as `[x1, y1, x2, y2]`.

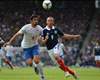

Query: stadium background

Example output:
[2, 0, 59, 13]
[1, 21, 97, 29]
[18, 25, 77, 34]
[0, 0, 100, 68]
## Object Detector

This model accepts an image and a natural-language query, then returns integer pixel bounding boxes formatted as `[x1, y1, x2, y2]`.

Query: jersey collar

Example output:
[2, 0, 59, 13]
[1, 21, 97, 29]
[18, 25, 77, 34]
[45, 26, 55, 30]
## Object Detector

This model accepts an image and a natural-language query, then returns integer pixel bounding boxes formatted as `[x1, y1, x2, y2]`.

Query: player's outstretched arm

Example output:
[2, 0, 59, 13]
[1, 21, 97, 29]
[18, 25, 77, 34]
[7, 32, 23, 44]
[62, 34, 81, 40]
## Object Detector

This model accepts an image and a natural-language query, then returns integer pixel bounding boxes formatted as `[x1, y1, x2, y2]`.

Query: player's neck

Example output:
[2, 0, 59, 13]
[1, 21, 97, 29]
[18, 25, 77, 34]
[31, 24, 37, 28]
[47, 25, 53, 29]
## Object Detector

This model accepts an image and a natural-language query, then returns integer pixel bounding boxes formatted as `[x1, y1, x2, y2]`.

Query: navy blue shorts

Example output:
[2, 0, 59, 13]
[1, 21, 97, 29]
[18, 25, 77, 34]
[23, 45, 40, 61]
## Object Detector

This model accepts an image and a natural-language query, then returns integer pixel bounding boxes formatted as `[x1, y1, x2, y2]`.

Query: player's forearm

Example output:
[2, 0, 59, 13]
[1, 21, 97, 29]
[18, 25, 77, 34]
[63, 34, 80, 40]
[9, 32, 20, 44]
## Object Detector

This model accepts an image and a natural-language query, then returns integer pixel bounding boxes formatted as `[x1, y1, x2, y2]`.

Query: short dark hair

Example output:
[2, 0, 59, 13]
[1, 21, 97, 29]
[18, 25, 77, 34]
[30, 14, 38, 20]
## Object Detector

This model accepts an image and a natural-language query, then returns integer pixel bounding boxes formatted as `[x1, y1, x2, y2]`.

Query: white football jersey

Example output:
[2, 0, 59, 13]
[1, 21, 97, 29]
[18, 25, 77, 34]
[18, 24, 43, 48]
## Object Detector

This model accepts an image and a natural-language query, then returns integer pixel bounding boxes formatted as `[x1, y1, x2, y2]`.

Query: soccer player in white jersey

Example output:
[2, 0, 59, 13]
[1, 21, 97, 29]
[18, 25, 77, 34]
[6, 15, 45, 80]
[41, 16, 80, 80]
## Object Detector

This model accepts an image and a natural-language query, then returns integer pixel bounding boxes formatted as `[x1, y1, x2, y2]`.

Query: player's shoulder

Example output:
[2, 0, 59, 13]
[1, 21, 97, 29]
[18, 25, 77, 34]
[42, 27, 49, 34]
[36, 25, 43, 29]
[43, 27, 48, 31]
[37, 25, 42, 27]
[54, 27, 60, 31]
[21, 24, 31, 29]
[43, 26, 56, 30]
[36, 25, 43, 32]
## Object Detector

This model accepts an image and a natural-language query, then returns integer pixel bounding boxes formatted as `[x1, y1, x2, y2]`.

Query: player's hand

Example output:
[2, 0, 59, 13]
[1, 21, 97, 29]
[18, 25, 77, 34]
[45, 34, 49, 40]
[44, 33, 49, 41]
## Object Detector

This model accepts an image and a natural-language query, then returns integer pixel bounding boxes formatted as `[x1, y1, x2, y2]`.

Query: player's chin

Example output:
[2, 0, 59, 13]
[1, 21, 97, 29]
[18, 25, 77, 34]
[34, 23, 38, 26]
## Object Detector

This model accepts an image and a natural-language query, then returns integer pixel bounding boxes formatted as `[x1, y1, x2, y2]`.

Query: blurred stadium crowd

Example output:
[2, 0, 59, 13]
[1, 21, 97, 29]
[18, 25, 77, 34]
[0, 0, 100, 67]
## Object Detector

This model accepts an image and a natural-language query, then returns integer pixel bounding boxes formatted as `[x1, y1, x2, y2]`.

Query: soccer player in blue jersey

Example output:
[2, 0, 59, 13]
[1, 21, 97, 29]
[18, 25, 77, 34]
[6, 15, 46, 80]
[41, 16, 80, 80]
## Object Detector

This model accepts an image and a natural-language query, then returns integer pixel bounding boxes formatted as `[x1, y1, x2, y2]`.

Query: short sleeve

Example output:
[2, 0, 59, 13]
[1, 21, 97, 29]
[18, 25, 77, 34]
[38, 25, 43, 35]
[18, 26, 26, 34]
[56, 28, 64, 37]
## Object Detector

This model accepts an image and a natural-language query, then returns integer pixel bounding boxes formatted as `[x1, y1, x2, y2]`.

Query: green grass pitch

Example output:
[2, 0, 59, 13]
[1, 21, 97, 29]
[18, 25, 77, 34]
[0, 67, 100, 80]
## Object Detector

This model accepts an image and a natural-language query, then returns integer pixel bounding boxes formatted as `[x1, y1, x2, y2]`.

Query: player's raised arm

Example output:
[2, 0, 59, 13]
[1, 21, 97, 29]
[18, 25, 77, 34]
[7, 25, 27, 45]
[8, 31, 23, 44]
[56, 27, 81, 40]
[62, 34, 81, 40]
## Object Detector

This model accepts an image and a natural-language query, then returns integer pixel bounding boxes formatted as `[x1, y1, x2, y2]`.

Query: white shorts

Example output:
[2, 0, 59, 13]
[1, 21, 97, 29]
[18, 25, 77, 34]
[95, 56, 100, 60]
[47, 44, 64, 65]
[48, 44, 63, 56]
